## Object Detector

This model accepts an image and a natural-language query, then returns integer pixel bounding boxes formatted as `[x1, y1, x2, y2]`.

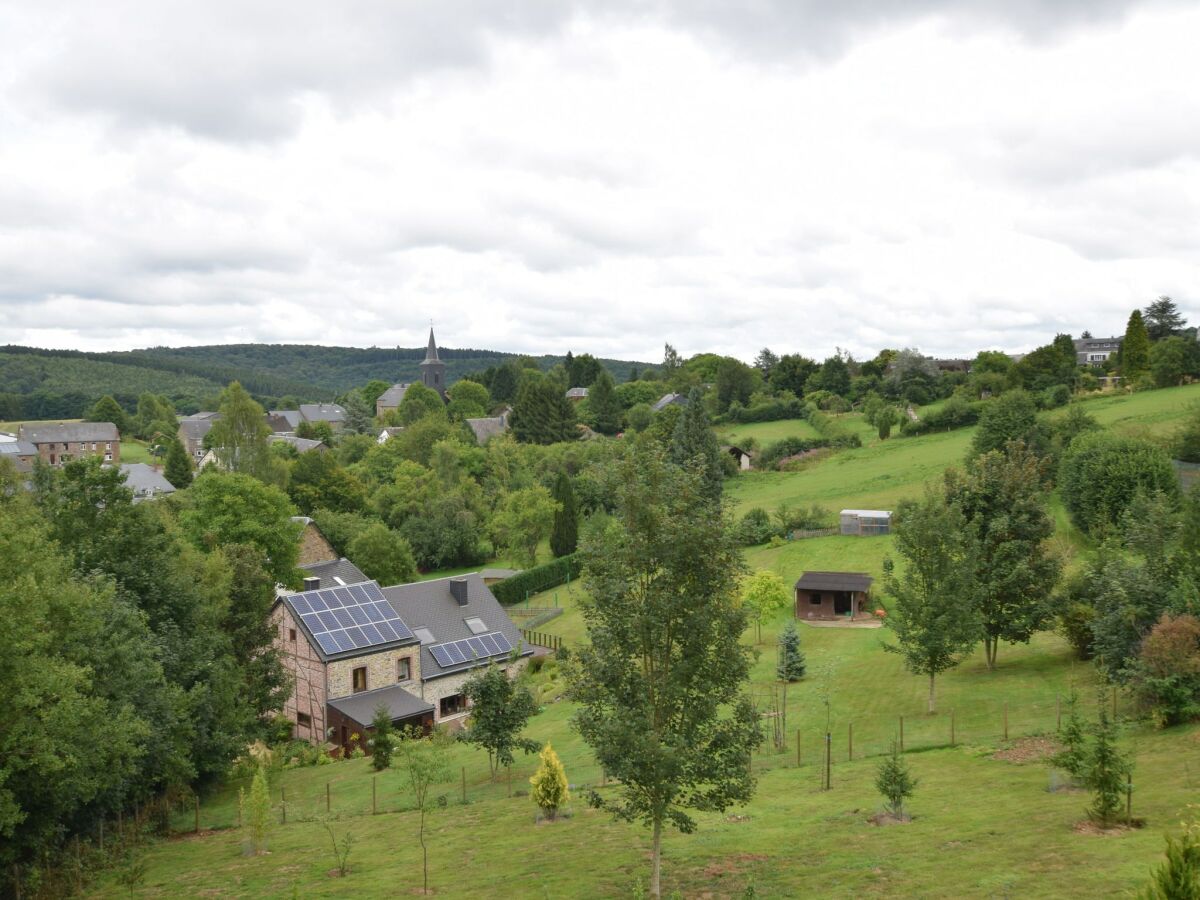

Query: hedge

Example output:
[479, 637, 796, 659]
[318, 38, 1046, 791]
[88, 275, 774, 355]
[492, 553, 583, 604]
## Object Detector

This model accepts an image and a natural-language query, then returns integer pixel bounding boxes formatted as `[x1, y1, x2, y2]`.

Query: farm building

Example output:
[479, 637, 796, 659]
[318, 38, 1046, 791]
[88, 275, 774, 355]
[839, 509, 891, 536]
[723, 445, 752, 471]
[794, 571, 874, 621]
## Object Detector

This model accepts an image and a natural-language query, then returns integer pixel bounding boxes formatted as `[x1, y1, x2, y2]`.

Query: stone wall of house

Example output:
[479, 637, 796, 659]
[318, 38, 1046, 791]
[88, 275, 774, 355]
[327, 646, 423, 699]
[274, 604, 328, 743]
[420, 657, 529, 727]
[297, 522, 338, 566]
[33, 440, 119, 466]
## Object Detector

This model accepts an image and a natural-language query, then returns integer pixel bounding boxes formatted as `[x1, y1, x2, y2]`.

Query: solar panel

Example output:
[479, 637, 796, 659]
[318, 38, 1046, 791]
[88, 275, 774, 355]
[286, 580, 414, 655]
[426, 632, 515, 669]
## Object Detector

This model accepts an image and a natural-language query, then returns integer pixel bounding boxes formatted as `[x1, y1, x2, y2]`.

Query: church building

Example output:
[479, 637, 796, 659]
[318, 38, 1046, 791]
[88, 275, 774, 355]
[375, 329, 448, 418]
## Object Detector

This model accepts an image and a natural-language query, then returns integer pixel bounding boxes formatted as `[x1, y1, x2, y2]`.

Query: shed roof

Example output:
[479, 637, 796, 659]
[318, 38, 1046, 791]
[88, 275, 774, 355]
[269, 434, 326, 453]
[381, 572, 531, 681]
[652, 392, 686, 412]
[327, 683, 433, 726]
[299, 403, 346, 424]
[840, 509, 892, 518]
[794, 571, 874, 593]
[465, 415, 508, 444]
[377, 384, 410, 408]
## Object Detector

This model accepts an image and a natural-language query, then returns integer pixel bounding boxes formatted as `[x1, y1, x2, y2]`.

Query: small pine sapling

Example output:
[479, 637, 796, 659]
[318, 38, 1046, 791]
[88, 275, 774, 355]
[529, 743, 570, 821]
[875, 741, 917, 820]
[1140, 806, 1200, 899]
[115, 851, 147, 899]
[1085, 697, 1133, 828]
[1051, 689, 1088, 784]
[776, 621, 806, 682]
[370, 704, 394, 772]
[248, 765, 271, 855]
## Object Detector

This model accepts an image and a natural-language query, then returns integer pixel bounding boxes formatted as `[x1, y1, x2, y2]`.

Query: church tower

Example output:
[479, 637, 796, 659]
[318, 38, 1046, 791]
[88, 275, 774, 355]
[419, 328, 447, 397]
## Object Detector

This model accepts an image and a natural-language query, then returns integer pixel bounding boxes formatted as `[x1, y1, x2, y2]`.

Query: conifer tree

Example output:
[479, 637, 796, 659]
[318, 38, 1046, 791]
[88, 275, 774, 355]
[1141, 809, 1200, 899]
[86, 394, 129, 434]
[529, 743, 570, 821]
[370, 704, 394, 771]
[1085, 697, 1133, 828]
[163, 436, 193, 488]
[776, 621, 807, 681]
[669, 388, 724, 503]
[1122, 309, 1152, 378]
[1051, 689, 1088, 783]
[550, 471, 579, 557]
[875, 741, 917, 819]
[512, 374, 576, 445]
[589, 370, 622, 435]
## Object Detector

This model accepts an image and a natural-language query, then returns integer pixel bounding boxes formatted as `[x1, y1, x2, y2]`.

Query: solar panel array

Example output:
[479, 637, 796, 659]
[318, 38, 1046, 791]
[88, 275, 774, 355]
[428, 632, 513, 669]
[287, 581, 415, 656]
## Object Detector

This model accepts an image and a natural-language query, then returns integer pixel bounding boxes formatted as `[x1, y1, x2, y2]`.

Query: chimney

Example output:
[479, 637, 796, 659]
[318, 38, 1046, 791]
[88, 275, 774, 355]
[302, 576, 320, 591]
[450, 577, 469, 606]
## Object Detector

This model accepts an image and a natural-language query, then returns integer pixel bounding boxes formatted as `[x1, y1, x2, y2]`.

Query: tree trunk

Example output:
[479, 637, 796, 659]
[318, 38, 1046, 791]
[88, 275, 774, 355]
[928, 673, 936, 714]
[420, 809, 428, 895]
[651, 816, 663, 899]
[984, 636, 997, 670]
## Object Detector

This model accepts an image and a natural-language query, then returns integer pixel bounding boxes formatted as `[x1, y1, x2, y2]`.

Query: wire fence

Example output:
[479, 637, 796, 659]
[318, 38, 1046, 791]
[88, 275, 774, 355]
[165, 687, 1126, 836]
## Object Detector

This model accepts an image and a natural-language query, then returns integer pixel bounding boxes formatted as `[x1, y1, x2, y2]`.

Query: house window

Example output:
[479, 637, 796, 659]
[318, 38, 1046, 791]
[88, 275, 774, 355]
[352, 667, 367, 693]
[440, 694, 467, 717]
[464, 616, 487, 635]
[105, 442, 112, 450]
[297, 712, 312, 728]
[809, 593, 822, 605]
[289, 628, 297, 642]
[90, 442, 97, 451]
[397, 657, 412, 681]
[49, 454, 56, 465]
[104, 453, 112, 461]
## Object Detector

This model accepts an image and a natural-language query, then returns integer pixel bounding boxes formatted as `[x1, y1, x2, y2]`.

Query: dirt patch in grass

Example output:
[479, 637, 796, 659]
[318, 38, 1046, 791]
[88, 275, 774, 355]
[1073, 819, 1145, 836]
[170, 829, 222, 841]
[868, 812, 912, 826]
[992, 737, 1059, 763]
[702, 853, 769, 878]
[725, 814, 751, 823]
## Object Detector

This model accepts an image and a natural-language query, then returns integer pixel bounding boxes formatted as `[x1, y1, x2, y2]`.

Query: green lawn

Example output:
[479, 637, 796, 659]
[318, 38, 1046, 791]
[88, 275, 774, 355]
[1055, 382, 1200, 439]
[715, 418, 821, 446]
[120, 441, 153, 464]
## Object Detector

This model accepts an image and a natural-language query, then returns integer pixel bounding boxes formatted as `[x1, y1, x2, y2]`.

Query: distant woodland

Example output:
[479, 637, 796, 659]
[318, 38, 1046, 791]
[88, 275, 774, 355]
[0, 344, 653, 420]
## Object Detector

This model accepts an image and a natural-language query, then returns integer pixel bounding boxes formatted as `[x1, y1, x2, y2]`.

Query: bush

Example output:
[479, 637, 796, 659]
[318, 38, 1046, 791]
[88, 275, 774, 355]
[1059, 432, 1180, 534]
[1130, 613, 1200, 727]
[720, 393, 806, 424]
[733, 508, 776, 546]
[1040, 384, 1071, 409]
[492, 554, 583, 604]
[757, 436, 832, 469]
[1058, 601, 1097, 660]
[900, 395, 985, 436]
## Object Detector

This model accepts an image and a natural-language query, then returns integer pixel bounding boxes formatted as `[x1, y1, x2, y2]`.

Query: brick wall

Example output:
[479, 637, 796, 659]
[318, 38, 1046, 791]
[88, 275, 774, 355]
[274, 604, 329, 742]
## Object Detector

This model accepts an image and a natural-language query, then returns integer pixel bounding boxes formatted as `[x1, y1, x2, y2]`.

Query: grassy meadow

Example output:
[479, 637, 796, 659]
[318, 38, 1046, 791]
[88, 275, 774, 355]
[85, 385, 1200, 898]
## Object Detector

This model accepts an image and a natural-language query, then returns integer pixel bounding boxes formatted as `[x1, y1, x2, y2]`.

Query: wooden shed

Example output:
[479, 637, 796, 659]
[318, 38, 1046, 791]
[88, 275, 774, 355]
[839, 509, 892, 536]
[794, 571, 874, 621]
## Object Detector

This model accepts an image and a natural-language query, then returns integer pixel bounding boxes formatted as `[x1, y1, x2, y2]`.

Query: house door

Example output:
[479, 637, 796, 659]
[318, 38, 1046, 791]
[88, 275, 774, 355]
[834, 592, 853, 616]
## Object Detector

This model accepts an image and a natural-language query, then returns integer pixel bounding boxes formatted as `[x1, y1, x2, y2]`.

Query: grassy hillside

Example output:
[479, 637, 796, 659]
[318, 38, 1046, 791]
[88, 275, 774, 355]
[715, 417, 821, 445]
[83, 385, 1200, 898]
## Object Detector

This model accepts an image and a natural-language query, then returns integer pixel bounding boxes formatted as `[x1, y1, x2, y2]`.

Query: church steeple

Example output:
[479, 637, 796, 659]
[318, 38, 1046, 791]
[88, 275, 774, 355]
[419, 326, 446, 396]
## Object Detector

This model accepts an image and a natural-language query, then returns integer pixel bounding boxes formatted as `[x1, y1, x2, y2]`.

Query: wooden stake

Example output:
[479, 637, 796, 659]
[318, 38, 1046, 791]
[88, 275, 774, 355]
[326, 782, 331, 813]
[1003, 702, 1008, 741]
[824, 732, 831, 791]
[238, 793, 243, 828]
[796, 730, 801, 766]
[1056, 695, 1062, 731]
[507, 764, 512, 798]
[372, 776, 377, 815]
[194, 795, 199, 834]
[1126, 776, 1133, 827]
[848, 722, 853, 761]
[461, 766, 467, 804]
[899, 715, 904, 752]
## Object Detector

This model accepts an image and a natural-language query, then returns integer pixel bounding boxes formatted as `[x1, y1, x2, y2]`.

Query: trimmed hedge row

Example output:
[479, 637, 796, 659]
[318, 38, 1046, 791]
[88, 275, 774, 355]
[492, 553, 583, 604]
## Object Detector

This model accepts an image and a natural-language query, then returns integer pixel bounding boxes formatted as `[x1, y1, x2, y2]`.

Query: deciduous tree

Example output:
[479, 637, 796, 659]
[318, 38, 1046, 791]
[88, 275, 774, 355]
[395, 727, 452, 896]
[570, 442, 761, 898]
[741, 569, 790, 644]
[348, 523, 418, 586]
[881, 490, 979, 713]
[461, 663, 539, 779]
[491, 485, 558, 567]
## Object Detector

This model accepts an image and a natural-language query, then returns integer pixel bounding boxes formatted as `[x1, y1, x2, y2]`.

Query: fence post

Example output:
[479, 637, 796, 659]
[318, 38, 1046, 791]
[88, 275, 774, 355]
[1003, 702, 1008, 741]
[848, 722, 853, 761]
[1057, 695, 1062, 732]
[899, 715, 904, 752]
[796, 730, 801, 766]
[824, 732, 831, 791]
[326, 782, 331, 813]
[99, 819, 104, 853]
[238, 792, 243, 828]
[281, 798, 286, 825]
[1126, 775, 1133, 826]
[462, 767, 467, 804]
[507, 764, 512, 798]
[372, 776, 377, 815]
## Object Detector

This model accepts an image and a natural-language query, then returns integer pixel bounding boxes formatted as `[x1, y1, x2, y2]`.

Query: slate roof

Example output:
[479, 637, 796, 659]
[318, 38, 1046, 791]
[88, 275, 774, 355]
[269, 434, 326, 453]
[479, 568, 519, 581]
[381, 573, 531, 681]
[327, 683, 433, 726]
[277, 580, 419, 663]
[566, 387, 589, 399]
[120, 463, 176, 501]
[376, 384, 410, 409]
[300, 403, 346, 424]
[267, 411, 301, 432]
[20, 422, 120, 444]
[300, 557, 370, 589]
[0, 439, 37, 473]
[178, 414, 218, 442]
[794, 571, 874, 593]
[465, 415, 509, 444]
[652, 392, 686, 412]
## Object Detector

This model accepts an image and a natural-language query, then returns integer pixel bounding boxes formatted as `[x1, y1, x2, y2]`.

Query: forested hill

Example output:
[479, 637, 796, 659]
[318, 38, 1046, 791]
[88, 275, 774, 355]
[0, 344, 653, 420]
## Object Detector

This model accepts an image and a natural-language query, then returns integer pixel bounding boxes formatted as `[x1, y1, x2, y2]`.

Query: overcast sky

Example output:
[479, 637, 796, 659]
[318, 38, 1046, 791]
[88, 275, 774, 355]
[1, 1, 1198, 362]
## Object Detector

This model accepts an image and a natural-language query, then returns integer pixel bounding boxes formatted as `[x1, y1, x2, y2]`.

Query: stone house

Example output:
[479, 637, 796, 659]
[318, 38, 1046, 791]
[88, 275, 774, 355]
[273, 571, 531, 750]
[178, 412, 220, 463]
[18, 422, 120, 466]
